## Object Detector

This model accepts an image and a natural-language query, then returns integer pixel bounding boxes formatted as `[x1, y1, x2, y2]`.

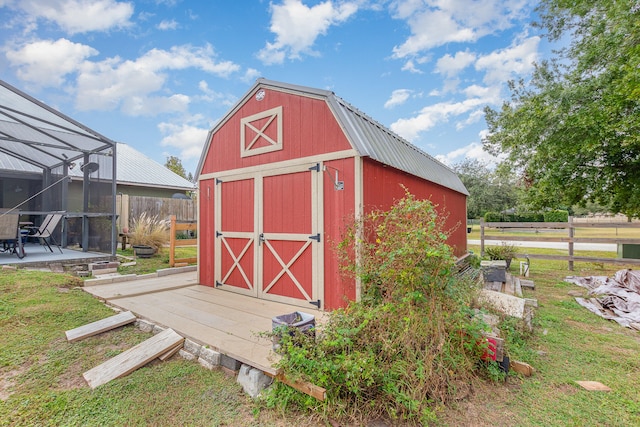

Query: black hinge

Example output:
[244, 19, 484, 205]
[216, 178, 223, 185]
[216, 231, 222, 238]
[309, 299, 321, 308]
[216, 281, 223, 287]
[308, 163, 320, 172]
[308, 233, 321, 242]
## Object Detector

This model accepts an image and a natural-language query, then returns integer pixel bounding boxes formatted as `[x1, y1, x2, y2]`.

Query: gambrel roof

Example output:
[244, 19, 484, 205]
[197, 78, 468, 196]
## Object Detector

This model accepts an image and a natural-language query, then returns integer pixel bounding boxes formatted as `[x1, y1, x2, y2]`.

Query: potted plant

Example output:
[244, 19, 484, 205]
[128, 212, 170, 258]
[484, 241, 518, 269]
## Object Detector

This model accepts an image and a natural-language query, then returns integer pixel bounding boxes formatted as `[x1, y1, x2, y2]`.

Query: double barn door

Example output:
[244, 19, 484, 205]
[214, 163, 323, 309]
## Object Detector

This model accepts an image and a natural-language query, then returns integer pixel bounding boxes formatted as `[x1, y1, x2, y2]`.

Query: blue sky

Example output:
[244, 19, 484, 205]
[0, 0, 547, 175]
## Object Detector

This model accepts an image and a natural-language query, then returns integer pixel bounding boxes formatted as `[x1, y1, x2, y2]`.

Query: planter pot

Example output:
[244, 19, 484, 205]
[133, 245, 155, 258]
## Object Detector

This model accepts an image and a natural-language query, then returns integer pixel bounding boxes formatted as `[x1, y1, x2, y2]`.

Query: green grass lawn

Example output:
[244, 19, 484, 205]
[115, 246, 197, 276]
[1, 248, 639, 426]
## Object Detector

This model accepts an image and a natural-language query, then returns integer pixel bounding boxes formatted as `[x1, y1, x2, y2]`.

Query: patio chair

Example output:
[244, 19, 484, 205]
[28, 212, 64, 254]
[0, 210, 25, 259]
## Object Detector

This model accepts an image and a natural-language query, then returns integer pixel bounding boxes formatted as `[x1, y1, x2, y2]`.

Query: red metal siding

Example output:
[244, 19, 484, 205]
[362, 158, 467, 257]
[199, 89, 353, 175]
[322, 158, 357, 310]
[198, 179, 215, 287]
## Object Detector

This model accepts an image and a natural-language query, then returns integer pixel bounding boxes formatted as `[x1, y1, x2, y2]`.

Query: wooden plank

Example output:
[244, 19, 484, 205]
[65, 311, 136, 342]
[510, 360, 535, 377]
[483, 235, 569, 242]
[83, 328, 184, 389]
[576, 381, 611, 391]
[574, 222, 640, 228]
[83, 273, 197, 300]
[573, 237, 640, 244]
[264, 372, 326, 401]
[481, 221, 569, 229]
[513, 277, 523, 298]
[158, 340, 183, 361]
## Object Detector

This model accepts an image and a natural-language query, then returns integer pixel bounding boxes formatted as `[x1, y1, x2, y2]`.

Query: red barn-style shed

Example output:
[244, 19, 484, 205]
[196, 79, 468, 311]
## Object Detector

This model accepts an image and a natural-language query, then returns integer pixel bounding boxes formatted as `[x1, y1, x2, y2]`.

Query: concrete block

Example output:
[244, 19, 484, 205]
[220, 354, 242, 372]
[179, 349, 197, 361]
[236, 364, 273, 398]
[199, 347, 220, 366]
[152, 325, 166, 335]
[157, 265, 197, 276]
[198, 357, 216, 370]
[481, 260, 507, 283]
[183, 339, 202, 357]
[136, 319, 154, 333]
[88, 261, 120, 271]
[478, 289, 526, 318]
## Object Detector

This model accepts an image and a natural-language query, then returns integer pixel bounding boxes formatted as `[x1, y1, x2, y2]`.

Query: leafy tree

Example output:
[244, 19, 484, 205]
[453, 159, 518, 219]
[164, 155, 193, 182]
[483, 0, 640, 217]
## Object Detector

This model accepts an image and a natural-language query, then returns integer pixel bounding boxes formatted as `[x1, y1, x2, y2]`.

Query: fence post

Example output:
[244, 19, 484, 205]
[568, 216, 574, 271]
[169, 215, 176, 267]
[480, 220, 485, 256]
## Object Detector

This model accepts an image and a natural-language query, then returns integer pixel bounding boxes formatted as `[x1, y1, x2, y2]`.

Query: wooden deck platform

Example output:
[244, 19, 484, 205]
[83, 272, 323, 375]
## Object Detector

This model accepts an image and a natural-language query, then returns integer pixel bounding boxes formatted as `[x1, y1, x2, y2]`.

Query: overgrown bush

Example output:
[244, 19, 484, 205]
[266, 193, 489, 425]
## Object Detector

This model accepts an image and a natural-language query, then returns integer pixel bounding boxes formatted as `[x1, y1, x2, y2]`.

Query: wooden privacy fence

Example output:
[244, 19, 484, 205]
[480, 217, 640, 270]
[117, 195, 196, 232]
[169, 215, 197, 267]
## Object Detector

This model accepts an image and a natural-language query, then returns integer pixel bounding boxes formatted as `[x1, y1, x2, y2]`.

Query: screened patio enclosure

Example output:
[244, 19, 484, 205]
[0, 79, 117, 256]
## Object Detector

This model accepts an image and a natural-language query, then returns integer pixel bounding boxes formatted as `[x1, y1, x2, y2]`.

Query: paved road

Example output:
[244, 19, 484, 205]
[468, 239, 617, 252]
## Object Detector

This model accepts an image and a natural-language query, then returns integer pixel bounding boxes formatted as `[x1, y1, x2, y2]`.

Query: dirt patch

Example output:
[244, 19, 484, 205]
[0, 365, 29, 401]
[554, 383, 578, 395]
[57, 358, 88, 391]
[438, 378, 522, 427]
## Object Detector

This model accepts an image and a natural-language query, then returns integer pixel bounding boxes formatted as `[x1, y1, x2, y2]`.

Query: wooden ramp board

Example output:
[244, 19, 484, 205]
[83, 328, 184, 389]
[65, 311, 137, 342]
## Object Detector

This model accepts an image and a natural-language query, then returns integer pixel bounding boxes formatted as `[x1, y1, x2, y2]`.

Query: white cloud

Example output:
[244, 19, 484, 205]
[157, 19, 179, 30]
[242, 68, 261, 83]
[158, 118, 210, 161]
[16, 0, 134, 34]
[384, 89, 413, 108]
[5, 38, 98, 87]
[435, 50, 476, 78]
[400, 59, 422, 74]
[436, 141, 502, 167]
[257, 0, 359, 65]
[74, 44, 240, 114]
[390, 0, 529, 66]
[197, 80, 237, 107]
[390, 97, 487, 141]
[475, 36, 540, 84]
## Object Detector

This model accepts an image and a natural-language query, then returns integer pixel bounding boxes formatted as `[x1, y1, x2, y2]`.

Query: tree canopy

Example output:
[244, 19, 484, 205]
[483, 0, 640, 217]
[452, 159, 518, 219]
[164, 155, 193, 182]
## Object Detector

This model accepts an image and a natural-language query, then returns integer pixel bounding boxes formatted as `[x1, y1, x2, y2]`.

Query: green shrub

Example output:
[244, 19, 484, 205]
[544, 210, 569, 222]
[266, 192, 488, 425]
[484, 211, 502, 222]
[517, 212, 544, 222]
[484, 242, 518, 268]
